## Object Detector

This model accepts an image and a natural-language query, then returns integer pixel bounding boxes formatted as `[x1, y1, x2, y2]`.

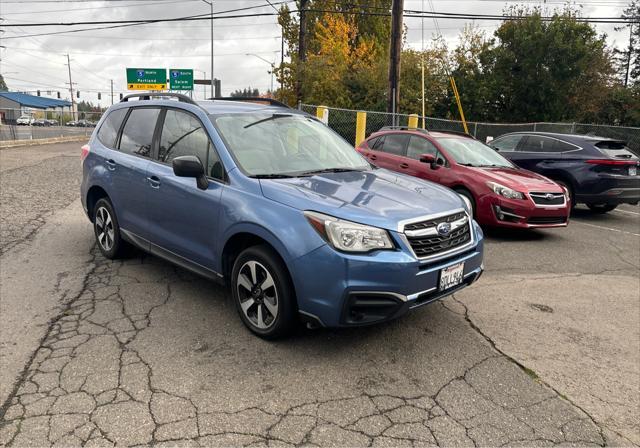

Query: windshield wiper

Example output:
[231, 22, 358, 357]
[297, 168, 365, 176]
[244, 113, 292, 129]
[249, 173, 295, 179]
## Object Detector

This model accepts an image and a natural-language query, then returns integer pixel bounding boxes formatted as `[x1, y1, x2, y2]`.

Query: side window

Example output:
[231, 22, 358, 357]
[381, 134, 408, 156]
[552, 139, 577, 152]
[119, 108, 160, 157]
[372, 136, 385, 150]
[159, 109, 223, 180]
[366, 137, 379, 149]
[407, 136, 439, 160]
[491, 135, 523, 152]
[521, 135, 556, 153]
[96, 108, 127, 148]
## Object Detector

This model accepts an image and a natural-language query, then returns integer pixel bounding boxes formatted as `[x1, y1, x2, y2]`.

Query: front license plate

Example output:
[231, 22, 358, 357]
[439, 262, 465, 291]
[630, 166, 637, 176]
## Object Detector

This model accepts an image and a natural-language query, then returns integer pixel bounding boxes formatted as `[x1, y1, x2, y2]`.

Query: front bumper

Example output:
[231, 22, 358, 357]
[476, 194, 570, 228]
[289, 222, 484, 328]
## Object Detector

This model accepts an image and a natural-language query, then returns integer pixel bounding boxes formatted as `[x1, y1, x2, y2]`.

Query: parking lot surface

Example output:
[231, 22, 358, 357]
[1, 142, 638, 447]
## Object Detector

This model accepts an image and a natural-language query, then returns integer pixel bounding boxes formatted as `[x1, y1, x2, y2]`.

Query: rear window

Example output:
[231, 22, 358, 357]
[594, 141, 637, 159]
[119, 108, 160, 158]
[96, 108, 127, 148]
[380, 134, 408, 156]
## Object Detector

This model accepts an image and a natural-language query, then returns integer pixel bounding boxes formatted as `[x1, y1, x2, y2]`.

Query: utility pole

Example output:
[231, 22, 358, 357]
[624, 23, 633, 88]
[110, 79, 114, 105]
[387, 0, 404, 122]
[65, 54, 76, 121]
[201, 0, 215, 95]
[296, 0, 309, 104]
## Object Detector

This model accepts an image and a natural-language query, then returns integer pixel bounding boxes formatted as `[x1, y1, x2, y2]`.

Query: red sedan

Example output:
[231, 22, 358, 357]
[357, 128, 571, 229]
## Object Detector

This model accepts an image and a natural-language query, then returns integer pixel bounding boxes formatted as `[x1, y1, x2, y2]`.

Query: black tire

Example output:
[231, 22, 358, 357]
[231, 245, 296, 339]
[554, 180, 575, 210]
[454, 187, 476, 219]
[93, 198, 130, 259]
[586, 203, 617, 214]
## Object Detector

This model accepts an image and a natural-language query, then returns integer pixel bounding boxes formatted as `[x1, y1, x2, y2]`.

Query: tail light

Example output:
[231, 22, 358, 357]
[585, 159, 638, 166]
[80, 144, 90, 163]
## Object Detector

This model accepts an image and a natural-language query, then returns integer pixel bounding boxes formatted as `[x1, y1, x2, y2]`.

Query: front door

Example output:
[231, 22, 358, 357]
[145, 108, 226, 273]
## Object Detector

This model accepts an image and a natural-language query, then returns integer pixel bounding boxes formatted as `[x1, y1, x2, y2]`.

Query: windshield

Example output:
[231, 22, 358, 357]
[437, 138, 514, 168]
[212, 113, 371, 177]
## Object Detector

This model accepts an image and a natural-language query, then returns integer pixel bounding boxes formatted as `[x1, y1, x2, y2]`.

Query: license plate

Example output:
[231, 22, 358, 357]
[439, 262, 465, 291]
[630, 166, 637, 176]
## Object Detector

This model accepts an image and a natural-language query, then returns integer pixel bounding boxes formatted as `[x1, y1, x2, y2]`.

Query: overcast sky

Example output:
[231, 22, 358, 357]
[0, 0, 632, 108]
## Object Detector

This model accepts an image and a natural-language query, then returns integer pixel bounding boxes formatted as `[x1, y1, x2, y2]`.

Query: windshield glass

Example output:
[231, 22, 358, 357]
[437, 137, 514, 168]
[212, 113, 371, 176]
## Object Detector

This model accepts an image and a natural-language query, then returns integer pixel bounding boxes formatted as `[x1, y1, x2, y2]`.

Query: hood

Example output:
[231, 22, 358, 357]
[260, 169, 466, 232]
[470, 167, 562, 192]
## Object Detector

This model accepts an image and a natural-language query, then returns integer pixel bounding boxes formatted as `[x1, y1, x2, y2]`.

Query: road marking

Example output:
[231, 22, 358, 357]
[613, 208, 640, 216]
[573, 220, 640, 237]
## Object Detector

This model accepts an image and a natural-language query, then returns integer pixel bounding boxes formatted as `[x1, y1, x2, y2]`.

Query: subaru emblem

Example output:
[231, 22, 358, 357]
[436, 222, 452, 236]
[545, 193, 554, 200]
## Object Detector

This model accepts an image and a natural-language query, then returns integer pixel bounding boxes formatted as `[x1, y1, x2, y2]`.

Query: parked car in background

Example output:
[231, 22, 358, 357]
[33, 119, 51, 127]
[66, 120, 78, 127]
[77, 119, 96, 127]
[46, 119, 59, 126]
[81, 94, 484, 338]
[16, 115, 34, 125]
[357, 128, 570, 228]
[490, 132, 640, 213]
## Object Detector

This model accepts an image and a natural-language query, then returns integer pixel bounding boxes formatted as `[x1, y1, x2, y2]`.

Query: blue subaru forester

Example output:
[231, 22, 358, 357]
[81, 93, 484, 338]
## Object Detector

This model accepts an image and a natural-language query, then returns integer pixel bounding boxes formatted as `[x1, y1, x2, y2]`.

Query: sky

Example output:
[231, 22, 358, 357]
[0, 0, 633, 108]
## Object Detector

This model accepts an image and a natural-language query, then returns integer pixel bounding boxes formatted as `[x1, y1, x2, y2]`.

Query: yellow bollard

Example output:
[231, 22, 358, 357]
[316, 106, 328, 124]
[355, 111, 367, 146]
[408, 114, 419, 129]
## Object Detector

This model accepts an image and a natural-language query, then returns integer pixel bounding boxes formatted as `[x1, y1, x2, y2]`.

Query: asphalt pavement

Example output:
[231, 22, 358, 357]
[0, 142, 638, 447]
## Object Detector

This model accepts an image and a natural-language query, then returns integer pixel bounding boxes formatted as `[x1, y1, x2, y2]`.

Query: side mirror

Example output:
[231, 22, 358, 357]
[172, 155, 208, 190]
[419, 154, 436, 164]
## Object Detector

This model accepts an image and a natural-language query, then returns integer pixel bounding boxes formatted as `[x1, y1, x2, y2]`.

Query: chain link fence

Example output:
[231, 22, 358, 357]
[0, 109, 104, 142]
[301, 104, 640, 155]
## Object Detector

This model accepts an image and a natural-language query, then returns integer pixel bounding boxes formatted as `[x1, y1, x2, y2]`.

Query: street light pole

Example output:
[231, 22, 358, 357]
[201, 0, 214, 97]
[246, 53, 276, 95]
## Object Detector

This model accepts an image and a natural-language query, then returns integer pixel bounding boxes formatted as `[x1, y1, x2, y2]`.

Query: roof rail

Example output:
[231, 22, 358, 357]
[380, 126, 430, 134]
[120, 92, 198, 105]
[208, 97, 291, 109]
[430, 129, 476, 139]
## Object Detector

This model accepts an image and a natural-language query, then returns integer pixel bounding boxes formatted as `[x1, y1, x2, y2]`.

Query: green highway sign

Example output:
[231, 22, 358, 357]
[126, 68, 167, 90]
[169, 69, 194, 91]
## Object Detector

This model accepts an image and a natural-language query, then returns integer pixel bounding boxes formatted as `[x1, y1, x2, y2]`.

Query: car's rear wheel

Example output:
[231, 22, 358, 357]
[231, 245, 295, 339]
[93, 198, 130, 259]
[586, 203, 617, 214]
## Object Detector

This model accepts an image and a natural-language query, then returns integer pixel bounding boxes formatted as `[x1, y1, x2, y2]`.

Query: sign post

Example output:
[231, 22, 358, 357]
[126, 68, 167, 90]
[169, 69, 194, 91]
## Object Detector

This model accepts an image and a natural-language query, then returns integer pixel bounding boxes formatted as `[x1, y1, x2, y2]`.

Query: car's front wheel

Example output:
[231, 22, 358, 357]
[586, 203, 617, 214]
[93, 198, 130, 259]
[231, 245, 296, 339]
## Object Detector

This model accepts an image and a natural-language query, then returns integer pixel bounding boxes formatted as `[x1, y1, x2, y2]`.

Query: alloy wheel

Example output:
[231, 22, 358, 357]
[95, 206, 115, 252]
[236, 260, 279, 330]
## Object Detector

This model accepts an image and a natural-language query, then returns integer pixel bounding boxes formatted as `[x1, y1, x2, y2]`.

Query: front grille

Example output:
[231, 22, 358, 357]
[404, 212, 471, 258]
[528, 216, 567, 225]
[529, 192, 565, 206]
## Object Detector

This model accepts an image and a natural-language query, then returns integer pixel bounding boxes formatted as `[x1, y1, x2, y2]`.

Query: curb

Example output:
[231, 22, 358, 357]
[0, 135, 89, 149]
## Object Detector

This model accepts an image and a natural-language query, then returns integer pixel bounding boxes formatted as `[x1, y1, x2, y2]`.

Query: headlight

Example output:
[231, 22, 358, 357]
[486, 181, 524, 200]
[304, 211, 394, 253]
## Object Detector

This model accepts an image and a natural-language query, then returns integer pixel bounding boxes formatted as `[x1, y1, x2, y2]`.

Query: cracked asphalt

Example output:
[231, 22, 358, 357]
[1, 142, 638, 447]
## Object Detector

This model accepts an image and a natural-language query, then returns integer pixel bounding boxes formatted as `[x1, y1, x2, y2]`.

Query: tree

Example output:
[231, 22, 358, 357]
[615, 1, 640, 86]
[230, 88, 260, 97]
[478, 5, 616, 122]
[0, 74, 7, 92]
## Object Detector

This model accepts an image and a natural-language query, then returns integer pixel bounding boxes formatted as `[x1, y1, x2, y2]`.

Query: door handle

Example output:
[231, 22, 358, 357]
[400, 163, 409, 169]
[369, 155, 377, 161]
[106, 159, 116, 171]
[147, 176, 161, 188]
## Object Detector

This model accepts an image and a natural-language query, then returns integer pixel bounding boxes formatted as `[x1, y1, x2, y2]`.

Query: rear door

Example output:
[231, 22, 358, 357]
[144, 107, 226, 274]
[110, 107, 160, 242]
[375, 133, 409, 171]
[513, 135, 568, 174]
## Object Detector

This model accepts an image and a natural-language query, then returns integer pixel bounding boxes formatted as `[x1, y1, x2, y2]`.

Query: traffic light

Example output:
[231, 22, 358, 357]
[57, 92, 61, 99]
[76, 91, 80, 98]
[37, 90, 41, 96]
[119, 93, 123, 100]
[98, 92, 101, 100]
